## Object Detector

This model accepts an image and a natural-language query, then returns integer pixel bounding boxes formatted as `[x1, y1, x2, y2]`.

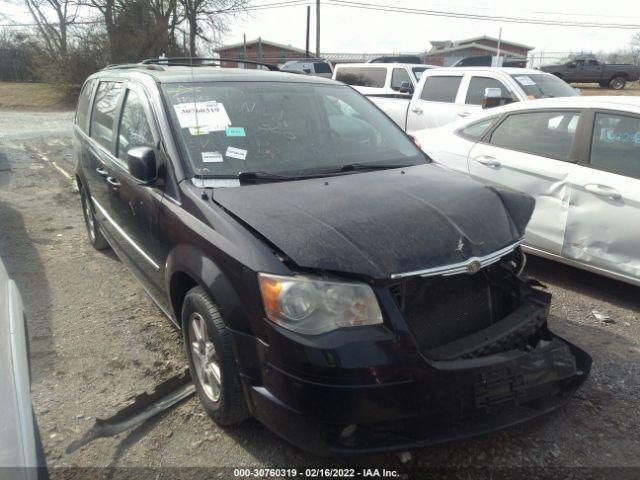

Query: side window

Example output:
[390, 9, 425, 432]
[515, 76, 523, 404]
[75, 79, 95, 133]
[117, 89, 155, 162]
[420, 76, 462, 103]
[313, 62, 332, 74]
[588, 60, 599, 66]
[335, 67, 387, 88]
[490, 111, 580, 160]
[390, 68, 412, 92]
[465, 76, 515, 105]
[458, 117, 496, 140]
[90, 81, 123, 150]
[590, 112, 640, 178]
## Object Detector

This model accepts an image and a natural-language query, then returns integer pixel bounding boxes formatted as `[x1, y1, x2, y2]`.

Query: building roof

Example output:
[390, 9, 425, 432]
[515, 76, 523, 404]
[428, 35, 535, 53]
[424, 42, 528, 58]
[215, 38, 308, 55]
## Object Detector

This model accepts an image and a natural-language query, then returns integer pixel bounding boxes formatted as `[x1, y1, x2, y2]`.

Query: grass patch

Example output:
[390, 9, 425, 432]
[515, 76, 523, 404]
[0, 82, 76, 111]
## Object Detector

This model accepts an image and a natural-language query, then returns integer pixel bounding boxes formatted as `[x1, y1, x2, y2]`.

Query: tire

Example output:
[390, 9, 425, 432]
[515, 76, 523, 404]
[609, 76, 626, 90]
[80, 186, 109, 250]
[182, 286, 249, 425]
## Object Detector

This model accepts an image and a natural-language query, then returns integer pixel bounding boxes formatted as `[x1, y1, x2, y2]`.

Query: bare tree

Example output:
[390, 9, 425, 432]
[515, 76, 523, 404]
[630, 32, 640, 65]
[178, 0, 246, 56]
[20, 0, 77, 58]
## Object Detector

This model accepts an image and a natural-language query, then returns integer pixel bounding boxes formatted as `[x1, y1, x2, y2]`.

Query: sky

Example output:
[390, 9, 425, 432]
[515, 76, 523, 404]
[222, 0, 640, 58]
[1, 0, 639, 59]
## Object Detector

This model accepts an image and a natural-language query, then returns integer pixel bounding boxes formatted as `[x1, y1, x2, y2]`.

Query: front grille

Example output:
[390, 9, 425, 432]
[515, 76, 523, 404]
[390, 267, 520, 357]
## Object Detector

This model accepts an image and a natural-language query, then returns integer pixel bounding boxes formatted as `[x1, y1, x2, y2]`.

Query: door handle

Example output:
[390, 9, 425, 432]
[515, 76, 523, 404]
[584, 183, 622, 200]
[410, 107, 423, 115]
[458, 111, 471, 118]
[106, 176, 121, 188]
[96, 167, 108, 176]
[475, 155, 502, 167]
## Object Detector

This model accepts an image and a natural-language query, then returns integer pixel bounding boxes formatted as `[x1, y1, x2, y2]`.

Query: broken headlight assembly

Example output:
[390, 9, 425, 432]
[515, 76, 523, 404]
[258, 273, 383, 334]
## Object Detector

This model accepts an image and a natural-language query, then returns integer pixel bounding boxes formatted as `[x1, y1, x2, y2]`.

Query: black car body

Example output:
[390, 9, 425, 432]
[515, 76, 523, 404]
[73, 61, 591, 456]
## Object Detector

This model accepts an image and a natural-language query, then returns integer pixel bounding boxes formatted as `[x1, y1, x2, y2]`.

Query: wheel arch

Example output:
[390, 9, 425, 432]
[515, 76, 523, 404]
[165, 244, 244, 329]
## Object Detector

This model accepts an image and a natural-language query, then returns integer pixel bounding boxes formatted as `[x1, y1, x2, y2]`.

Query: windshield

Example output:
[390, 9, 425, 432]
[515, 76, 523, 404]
[510, 73, 577, 99]
[162, 82, 425, 178]
[412, 67, 428, 80]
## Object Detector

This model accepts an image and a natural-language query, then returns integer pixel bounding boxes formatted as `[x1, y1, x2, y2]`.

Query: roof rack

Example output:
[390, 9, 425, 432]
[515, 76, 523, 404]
[140, 57, 280, 71]
[102, 63, 164, 71]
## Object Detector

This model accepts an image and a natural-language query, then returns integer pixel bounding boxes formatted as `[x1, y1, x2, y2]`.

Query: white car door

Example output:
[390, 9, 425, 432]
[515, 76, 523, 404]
[563, 110, 640, 282]
[467, 109, 582, 255]
[416, 116, 497, 175]
[406, 74, 466, 133]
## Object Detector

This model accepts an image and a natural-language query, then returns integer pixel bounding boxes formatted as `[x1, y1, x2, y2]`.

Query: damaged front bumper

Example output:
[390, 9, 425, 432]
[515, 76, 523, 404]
[238, 274, 591, 456]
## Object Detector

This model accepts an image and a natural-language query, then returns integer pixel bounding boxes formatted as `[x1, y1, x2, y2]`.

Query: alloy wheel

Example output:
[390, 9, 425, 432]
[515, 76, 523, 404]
[82, 194, 96, 242]
[188, 312, 221, 402]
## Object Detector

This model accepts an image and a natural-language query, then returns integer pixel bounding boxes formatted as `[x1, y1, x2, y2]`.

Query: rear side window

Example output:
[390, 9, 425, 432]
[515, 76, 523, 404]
[465, 77, 515, 105]
[459, 117, 496, 140]
[590, 112, 640, 178]
[490, 111, 580, 160]
[420, 76, 462, 103]
[313, 62, 332, 74]
[90, 81, 123, 150]
[117, 89, 155, 162]
[390, 68, 412, 92]
[75, 79, 95, 133]
[335, 67, 386, 88]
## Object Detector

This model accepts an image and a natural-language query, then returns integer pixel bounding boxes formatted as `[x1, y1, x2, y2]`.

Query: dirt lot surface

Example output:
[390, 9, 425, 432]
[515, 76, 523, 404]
[1, 111, 639, 478]
[0, 83, 76, 111]
[576, 82, 640, 96]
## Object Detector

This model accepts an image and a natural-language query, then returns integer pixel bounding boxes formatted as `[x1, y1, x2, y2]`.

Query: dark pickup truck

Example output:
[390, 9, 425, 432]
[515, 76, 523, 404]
[540, 58, 640, 89]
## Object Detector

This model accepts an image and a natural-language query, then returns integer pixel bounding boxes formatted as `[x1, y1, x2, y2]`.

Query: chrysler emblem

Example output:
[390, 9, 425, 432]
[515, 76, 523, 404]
[467, 260, 482, 274]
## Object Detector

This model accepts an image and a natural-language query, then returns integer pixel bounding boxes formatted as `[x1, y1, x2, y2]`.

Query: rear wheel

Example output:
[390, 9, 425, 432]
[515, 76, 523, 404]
[182, 286, 249, 425]
[609, 76, 626, 90]
[80, 186, 109, 250]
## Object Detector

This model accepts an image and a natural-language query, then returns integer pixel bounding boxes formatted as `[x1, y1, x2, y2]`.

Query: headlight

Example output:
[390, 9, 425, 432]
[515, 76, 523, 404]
[258, 273, 383, 335]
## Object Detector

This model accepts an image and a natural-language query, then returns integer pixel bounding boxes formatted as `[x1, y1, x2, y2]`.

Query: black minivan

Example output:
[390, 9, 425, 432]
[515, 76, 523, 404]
[73, 59, 590, 455]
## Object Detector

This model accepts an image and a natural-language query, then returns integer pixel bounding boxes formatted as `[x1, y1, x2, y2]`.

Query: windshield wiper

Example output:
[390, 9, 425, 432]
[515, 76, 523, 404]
[238, 171, 301, 184]
[327, 162, 414, 173]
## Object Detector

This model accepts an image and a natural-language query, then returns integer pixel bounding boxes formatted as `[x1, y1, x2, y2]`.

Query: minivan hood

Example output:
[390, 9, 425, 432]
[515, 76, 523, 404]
[213, 165, 534, 279]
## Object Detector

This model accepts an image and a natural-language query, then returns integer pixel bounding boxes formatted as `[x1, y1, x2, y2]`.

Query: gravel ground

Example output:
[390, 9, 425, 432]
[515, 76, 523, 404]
[1, 111, 639, 478]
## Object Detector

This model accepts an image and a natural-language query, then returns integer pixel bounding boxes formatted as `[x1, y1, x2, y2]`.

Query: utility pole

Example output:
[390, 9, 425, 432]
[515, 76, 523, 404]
[305, 6, 310, 59]
[243, 33, 247, 58]
[495, 27, 502, 67]
[316, 0, 320, 58]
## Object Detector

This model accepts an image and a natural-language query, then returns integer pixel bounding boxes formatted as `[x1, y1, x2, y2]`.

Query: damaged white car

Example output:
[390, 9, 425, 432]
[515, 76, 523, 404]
[415, 96, 640, 286]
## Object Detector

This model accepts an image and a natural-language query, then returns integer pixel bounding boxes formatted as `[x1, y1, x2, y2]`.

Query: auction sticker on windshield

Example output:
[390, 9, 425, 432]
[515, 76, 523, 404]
[173, 101, 231, 131]
[226, 147, 247, 160]
[514, 76, 536, 86]
[202, 151, 224, 163]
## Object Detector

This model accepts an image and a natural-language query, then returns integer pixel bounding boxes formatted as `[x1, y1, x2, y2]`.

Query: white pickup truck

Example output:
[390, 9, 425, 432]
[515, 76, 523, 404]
[333, 63, 436, 99]
[364, 67, 578, 133]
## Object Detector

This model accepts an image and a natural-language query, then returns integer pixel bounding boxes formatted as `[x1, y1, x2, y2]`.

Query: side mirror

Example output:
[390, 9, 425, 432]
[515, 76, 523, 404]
[303, 68, 311, 74]
[399, 81, 414, 94]
[482, 87, 504, 109]
[127, 146, 156, 183]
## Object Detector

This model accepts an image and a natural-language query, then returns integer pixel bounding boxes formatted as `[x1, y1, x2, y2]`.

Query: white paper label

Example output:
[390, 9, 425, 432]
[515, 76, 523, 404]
[202, 151, 223, 163]
[173, 101, 231, 131]
[514, 75, 536, 86]
[225, 146, 247, 160]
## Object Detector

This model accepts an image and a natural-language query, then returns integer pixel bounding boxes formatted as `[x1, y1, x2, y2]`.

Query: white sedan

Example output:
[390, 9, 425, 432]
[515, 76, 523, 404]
[415, 96, 640, 286]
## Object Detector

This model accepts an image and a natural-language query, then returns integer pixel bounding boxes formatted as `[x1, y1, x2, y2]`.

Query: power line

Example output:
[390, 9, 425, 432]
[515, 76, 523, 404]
[322, 0, 640, 29]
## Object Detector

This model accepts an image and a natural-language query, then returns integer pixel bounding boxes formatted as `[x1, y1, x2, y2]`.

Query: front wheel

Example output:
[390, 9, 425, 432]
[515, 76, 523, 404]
[182, 286, 249, 426]
[609, 77, 626, 90]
